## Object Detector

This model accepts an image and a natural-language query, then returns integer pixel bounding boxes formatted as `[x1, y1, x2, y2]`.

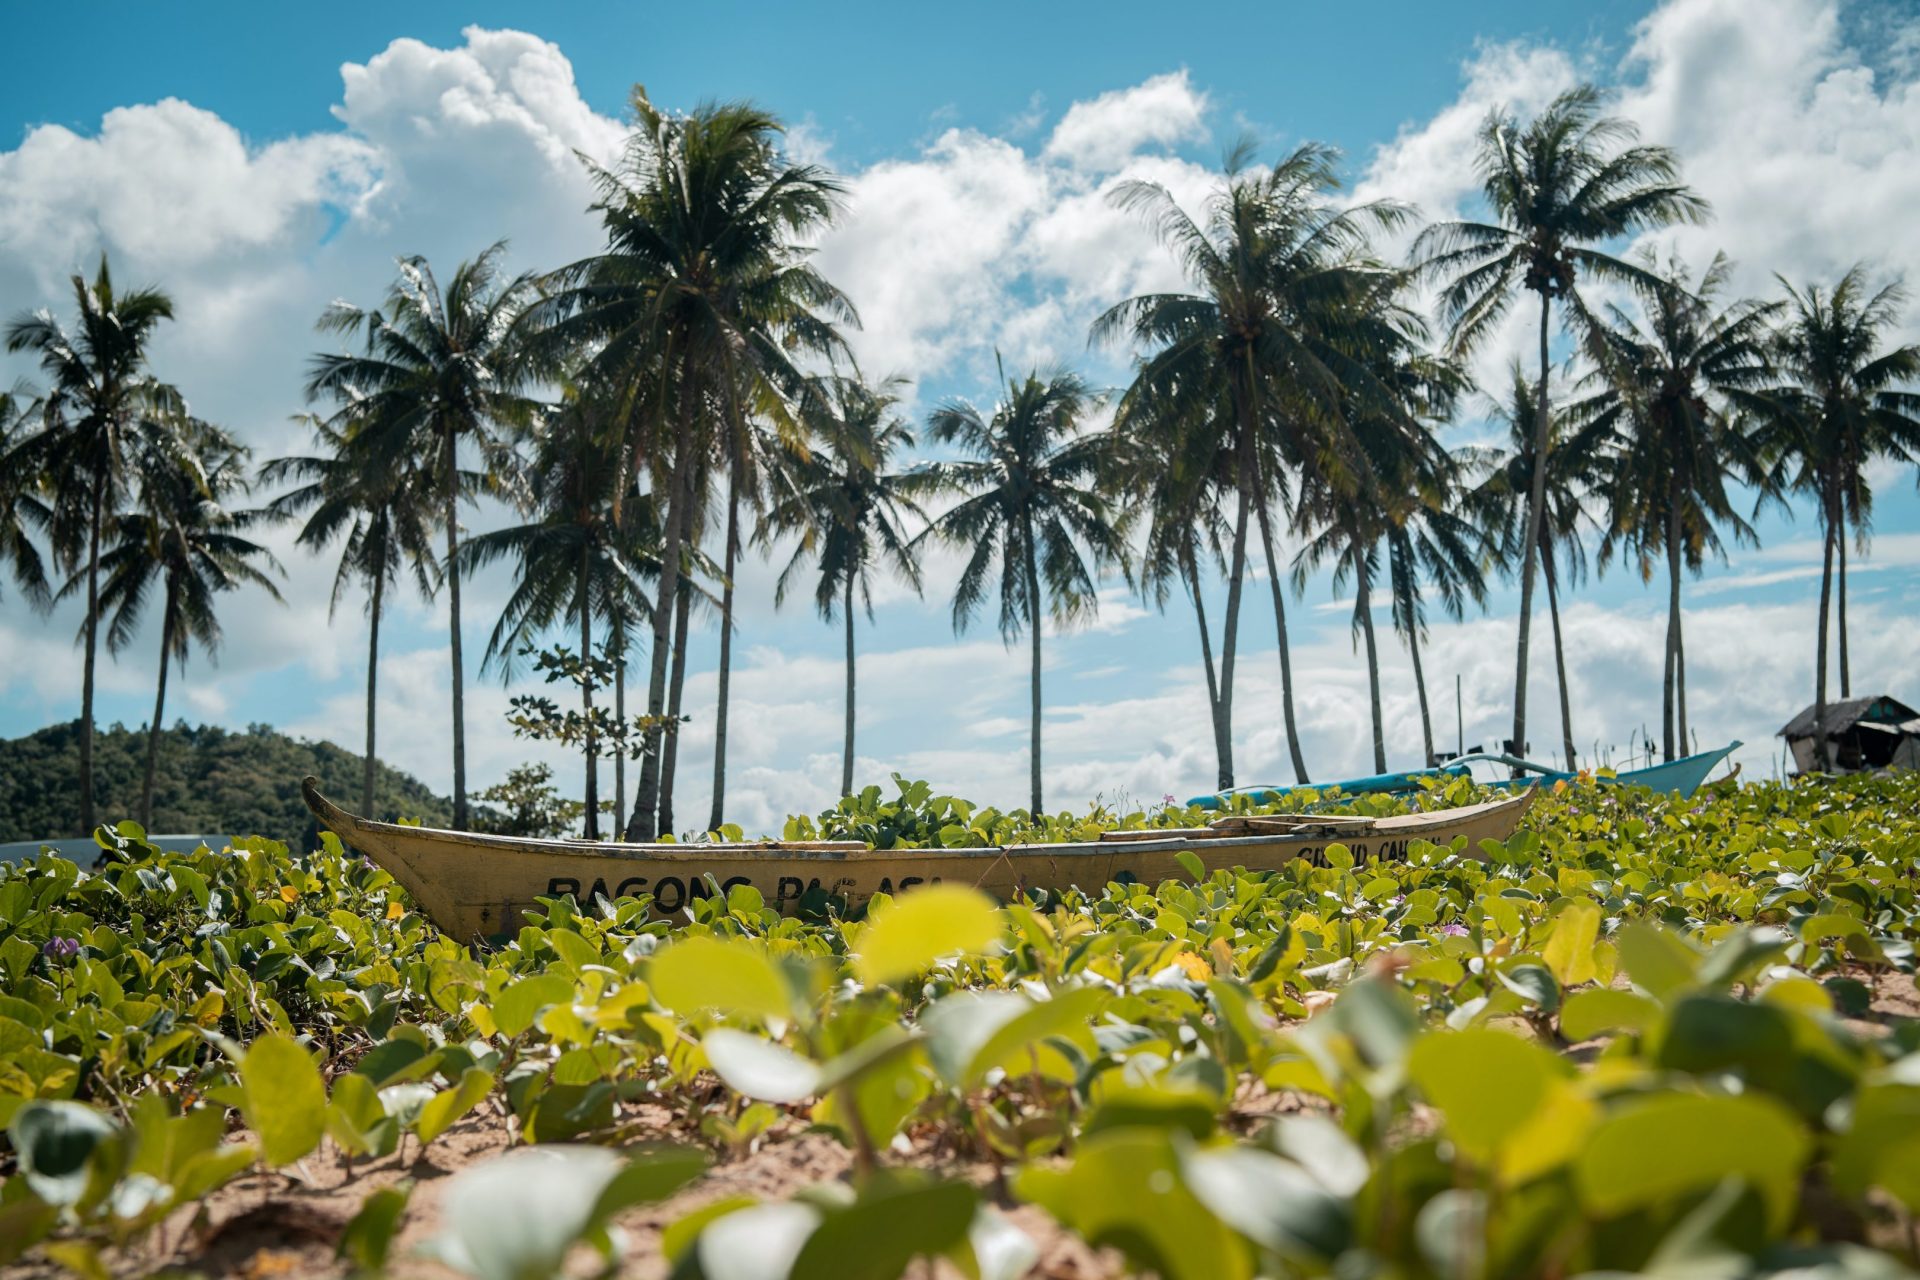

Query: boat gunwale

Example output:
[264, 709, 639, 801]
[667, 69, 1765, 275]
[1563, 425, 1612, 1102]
[302, 777, 1534, 866]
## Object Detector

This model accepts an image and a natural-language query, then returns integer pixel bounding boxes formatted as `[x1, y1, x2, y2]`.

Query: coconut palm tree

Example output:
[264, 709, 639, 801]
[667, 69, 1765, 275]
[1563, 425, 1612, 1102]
[1583, 252, 1777, 762]
[81, 420, 282, 828]
[1096, 139, 1413, 786]
[306, 245, 539, 830]
[262, 413, 446, 817]
[0, 385, 53, 610]
[529, 90, 854, 839]
[1746, 268, 1920, 770]
[763, 377, 937, 796]
[1417, 84, 1707, 765]
[5, 255, 185, 833]
[1472, 365, 1612, 771]
[920, 365, 1129, 813]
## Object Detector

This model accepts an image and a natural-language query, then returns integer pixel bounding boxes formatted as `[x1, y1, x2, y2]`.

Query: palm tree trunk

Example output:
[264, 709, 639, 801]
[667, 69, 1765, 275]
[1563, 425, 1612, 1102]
[1391, 532, 1434, 766]
[1024, 516, 1045, 814]
[1215, 469, 1251, 792]
[140, 583, 176, 831]
[1182, 544, 1228, 787]
[1512, 290, 1554, 770]
[1253, 483, 1310, 784]
[613, 622, 627, 824]
[843, 573, 856, 797]
[1543, 553, 1575, 772]
[364, 568, 384, 816]
[708, 471, 742, 829]
[1837, 531, 1850, 699]
[1662, 499, 1682, 763]
[78, 467, 103, 835]
[579, 540, 599, 841]
[659, 583, 692, 838]
[1814, 497, 1835, 772]
[442, 420, 468, 830]
[1356, 549, 1385, 775]
[629, 365, 698, 840]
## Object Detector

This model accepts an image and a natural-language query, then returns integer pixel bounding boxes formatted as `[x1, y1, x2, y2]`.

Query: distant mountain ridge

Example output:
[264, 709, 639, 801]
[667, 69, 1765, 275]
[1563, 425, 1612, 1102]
[0, 720, 461, 848]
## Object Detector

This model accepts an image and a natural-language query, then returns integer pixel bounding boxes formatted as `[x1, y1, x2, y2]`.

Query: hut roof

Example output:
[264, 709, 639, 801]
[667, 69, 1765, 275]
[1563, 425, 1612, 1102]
[1779, 694, 1919, 739]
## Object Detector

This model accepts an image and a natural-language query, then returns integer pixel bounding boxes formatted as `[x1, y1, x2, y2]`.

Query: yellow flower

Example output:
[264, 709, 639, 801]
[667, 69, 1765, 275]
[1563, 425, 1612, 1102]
[1552, 779, 1569, 796]
[278, 885, 299, 904]
[1172, 950, 1212, 982]
[386, 901, 404, 922]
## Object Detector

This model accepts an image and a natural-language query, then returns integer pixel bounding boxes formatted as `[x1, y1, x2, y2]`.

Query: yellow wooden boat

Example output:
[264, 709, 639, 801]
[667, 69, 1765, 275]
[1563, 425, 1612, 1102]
[302, 776, 1534, 941]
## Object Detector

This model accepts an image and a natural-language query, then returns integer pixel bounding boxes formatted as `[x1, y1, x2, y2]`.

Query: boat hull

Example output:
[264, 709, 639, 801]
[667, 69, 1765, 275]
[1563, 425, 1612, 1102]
[302, 777, 1533, 942]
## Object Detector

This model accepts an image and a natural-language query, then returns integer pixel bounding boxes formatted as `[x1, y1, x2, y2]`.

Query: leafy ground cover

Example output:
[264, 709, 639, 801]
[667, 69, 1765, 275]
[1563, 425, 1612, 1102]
[2, 772, 1919, 1279]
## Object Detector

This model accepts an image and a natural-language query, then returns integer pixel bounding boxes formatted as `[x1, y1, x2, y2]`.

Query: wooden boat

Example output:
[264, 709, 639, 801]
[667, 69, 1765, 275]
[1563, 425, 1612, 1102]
[1194, 740, 1743, 808]
[303, 776, 1535, 942]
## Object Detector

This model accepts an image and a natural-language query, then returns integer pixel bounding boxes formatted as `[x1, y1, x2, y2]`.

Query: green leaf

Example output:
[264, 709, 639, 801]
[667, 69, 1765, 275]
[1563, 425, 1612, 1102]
[792, 1175, 978, 1280]
[702, 1029, 822, 1103]
[1541, 900, 1601, 987]
[240, 1033, 325, 1166]
[7, 1101, 117, 1206]
[648, 937, 793, 1022]
[854, 885, 1003, 986]
[1560, 988, 1661, 1041]
[416, 1067, 493, 1144]
[1174, 850, 1207, 882]
[1182, 1144, 1350, 1261]
[1575, 1093, 1810, 1230]
[327, 1072, 398, 1159]
[1616, 923, 1699, 999]
[493, 974, 574, 1039]
[696, 1201, 822, 1280]
[337, 1184, 412, 1271]
[1408, 1029, 1558, 1164]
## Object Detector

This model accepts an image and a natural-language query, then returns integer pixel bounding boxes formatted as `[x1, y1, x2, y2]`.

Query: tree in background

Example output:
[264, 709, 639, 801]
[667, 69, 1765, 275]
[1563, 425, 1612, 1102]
[307, 244, 540, 830]
[763, 376, 936, 796]
[1418, 84, 1706, 765]
[5, 256, 185, 833]
[1098, 140, 1413, 787]
[1585, 251, 1777, 763]
[262, 413, 446, 817]
[0, 384, 53, 610]
[84, 420, 283, 827]
[921, 365, 1129, 814]
[1747, 268, 1920, 770]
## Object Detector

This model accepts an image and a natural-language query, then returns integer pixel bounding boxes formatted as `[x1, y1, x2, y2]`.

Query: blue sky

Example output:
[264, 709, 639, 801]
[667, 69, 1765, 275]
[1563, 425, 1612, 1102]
[2, 0, 1917, 831]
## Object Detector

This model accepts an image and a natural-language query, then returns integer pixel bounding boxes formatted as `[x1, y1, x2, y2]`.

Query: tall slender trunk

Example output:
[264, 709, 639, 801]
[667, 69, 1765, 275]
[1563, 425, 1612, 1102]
[1662, 498, 1682, 763]
[1512, 289, 1554, 768]
[1407, 617, 1434, 768]
[78, 468, 103, 835]
[708, 473, 741, 829]
[842, 573, 856, 797]
[1216, 467, 1252, 792]
[364, 569, 384, 816]
[1355, 549, 1385, 775]
[614, 626, 627, 825]
[1814, 496, 1835, 772]
[1676, 594, 1688, 758]
[1182, 544, 1228, 787]
[1024, 515, 1044, 814]
[140, 582, 176, 830]
[1837, 531, 1850, 698]
[659, 582, 692, 838]
[1391, 532, 1434, 766]
[1252, 476, 1309, 784]
[443, 420, 468, 830]
[579, 540, 599, 840]
[1543, 553, 1575, 772]
[628, 361, 698, 840]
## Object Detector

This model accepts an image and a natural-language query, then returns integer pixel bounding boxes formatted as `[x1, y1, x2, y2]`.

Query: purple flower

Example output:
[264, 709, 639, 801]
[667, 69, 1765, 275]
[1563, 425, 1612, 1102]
[42, 937, 79, 961]
[1162, 794, 1177, 806]
[1390, 894, 1407, 906]
[1437, 923, 1469, 938]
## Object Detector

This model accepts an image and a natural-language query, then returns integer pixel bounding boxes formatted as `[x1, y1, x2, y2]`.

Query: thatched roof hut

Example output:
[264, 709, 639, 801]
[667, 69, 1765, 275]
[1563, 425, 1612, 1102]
[1778, 694, 1920, 775]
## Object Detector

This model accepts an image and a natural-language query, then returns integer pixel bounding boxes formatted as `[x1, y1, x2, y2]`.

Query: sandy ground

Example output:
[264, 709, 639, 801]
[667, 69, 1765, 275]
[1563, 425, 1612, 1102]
[14, 970, 1918, 1280]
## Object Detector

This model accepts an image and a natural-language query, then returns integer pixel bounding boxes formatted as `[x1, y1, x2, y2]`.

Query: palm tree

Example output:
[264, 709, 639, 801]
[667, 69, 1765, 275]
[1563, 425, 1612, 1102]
[1584, 252, 1776, 762]
[530, 90, 854, 839]
[920, 365, 1129, 813]
[262, 413, 445, 817]
[82, 421, 282, 828]
[1747, 268, 1920, 770]
[1417, 84, 1707, 765]
[0, 385, 53, 610]
[5, 255, 184, 833]
[459, 392, 660, 839]
[1096, 139, 1413, 787]
[763, 377, 936, 795]
[306, 245, 538, 830]
[1472, 365, 1612, 771]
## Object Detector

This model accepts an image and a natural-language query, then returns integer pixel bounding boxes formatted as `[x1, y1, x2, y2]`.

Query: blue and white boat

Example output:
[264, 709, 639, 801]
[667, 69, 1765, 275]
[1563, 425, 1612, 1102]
[1190, 740, 1742, 809]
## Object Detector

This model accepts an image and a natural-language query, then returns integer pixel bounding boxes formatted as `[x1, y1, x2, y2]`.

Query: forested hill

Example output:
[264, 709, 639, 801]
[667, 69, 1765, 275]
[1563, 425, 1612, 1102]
[0, 720, 459, 847]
